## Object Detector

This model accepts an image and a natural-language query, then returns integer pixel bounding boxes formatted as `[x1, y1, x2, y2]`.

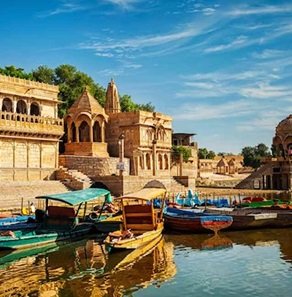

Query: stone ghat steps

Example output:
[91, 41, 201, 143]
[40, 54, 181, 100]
[0, 181, 70, 212]
[56, 166, 93, 190]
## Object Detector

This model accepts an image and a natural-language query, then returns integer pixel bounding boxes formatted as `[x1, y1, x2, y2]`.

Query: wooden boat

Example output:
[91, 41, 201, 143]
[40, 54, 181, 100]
[104, 187, 166, 252]
[205, 207, 292, 230]
[163, 207, 233, 234]
[0, 188, 111, 250]
[0, 215, 35, 227]
[240, 197, 286, 208]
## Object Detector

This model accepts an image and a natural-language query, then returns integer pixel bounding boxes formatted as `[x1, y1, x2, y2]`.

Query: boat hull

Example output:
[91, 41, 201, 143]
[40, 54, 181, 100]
[104, 224, 163, 252]
[0, 224, 93, 250]
[206, 208, 292, 230]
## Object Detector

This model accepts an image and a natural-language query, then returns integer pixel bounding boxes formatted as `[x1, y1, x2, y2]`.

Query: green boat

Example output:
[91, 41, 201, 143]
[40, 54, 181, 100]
[0, 188, 111, 250]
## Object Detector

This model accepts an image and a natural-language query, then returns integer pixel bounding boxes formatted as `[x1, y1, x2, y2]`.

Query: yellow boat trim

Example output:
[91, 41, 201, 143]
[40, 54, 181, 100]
[117, 188, 166, 201]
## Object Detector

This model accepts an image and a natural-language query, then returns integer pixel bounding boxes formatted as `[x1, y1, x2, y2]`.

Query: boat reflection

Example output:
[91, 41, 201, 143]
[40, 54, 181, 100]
[0, 235, 176, 297]
[201, 234, 233, 250]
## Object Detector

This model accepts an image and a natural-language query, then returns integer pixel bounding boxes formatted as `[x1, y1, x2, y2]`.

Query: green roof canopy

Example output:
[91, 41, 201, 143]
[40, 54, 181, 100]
[36, 188, 112, 206]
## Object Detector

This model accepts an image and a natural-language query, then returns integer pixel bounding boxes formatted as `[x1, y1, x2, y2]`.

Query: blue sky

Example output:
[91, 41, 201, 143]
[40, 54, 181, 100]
[0, 0, 292, 153]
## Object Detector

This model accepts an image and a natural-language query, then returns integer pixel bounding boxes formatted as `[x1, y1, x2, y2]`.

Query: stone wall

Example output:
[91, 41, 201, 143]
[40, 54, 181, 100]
[95, 175, 195, 196]
[0, 138, 58, 181]
[59, 155, 130, 177]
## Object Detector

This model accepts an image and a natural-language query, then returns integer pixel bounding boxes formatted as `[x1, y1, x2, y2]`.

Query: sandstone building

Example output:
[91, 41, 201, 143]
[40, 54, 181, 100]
[0, 74, 63, 181]
[236, 114, 292, 190]
[60, 80, 194, 195]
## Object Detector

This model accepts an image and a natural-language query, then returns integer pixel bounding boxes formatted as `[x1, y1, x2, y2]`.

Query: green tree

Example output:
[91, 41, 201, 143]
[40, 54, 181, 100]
[137, 102, 155, 112]
[198, 148, 208, 159]
[0, 65, 32, 80]
[120, 94, 138, 112]
[241, 143, 271, 168]
[172, 146, 192, 162]
[32, 66, 55, 84]
[207, 150, 216, 159]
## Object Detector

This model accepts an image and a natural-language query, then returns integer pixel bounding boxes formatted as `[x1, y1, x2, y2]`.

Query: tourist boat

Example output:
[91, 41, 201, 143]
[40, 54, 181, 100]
[205, 207, 292, 230]
[104, 187, 166, 252]
[164, 207, 233, 234]
[0, 188, 111, 250]
[240, 197, 287, 208]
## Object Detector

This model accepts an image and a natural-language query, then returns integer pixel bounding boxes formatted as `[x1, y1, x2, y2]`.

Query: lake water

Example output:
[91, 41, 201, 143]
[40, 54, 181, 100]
[0, 228, 292, 297]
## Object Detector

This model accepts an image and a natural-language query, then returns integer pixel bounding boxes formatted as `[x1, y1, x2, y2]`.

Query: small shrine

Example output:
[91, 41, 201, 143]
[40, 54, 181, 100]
[64, 88, 109, 157]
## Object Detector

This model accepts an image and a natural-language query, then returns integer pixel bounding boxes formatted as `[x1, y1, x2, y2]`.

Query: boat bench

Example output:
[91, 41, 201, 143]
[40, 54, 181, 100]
[124, 204, 154, 231]
[44, 206, 77, 229]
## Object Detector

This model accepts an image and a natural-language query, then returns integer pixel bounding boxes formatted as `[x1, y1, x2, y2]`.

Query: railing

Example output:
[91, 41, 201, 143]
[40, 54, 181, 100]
[0, 111, 63, 136]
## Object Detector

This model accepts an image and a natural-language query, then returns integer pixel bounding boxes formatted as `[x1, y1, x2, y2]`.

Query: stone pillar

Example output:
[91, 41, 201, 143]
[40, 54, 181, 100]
[67, 123, 72, 143]
[89, 121, 93, 142]
[0, 97, 3, 110]
[152, 140, 157, 176]
[76, 125, 80, 143]
[119, 134, 125, 176]
[27, 102, 31, 115]
[101, 121, 105, 143]
[13, 98, 17, 113]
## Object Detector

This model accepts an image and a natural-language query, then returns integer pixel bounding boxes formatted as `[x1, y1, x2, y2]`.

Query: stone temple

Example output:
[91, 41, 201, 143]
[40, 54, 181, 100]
[0, 75, 196, 209]
[236, 114, 292, 191]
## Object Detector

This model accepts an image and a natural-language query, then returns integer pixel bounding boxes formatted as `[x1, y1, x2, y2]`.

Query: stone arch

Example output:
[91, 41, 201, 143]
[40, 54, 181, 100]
[140, 154, 144, 169]
[146, 153, 151, 170]
[30, 102, 40, 116]
[79, 121, 90, 142]
[2, 98, 13, 112]
[164, 154, 169, 169]
[144, 180, 167, 189]
[90, 182, 110, 190]
[93, 121, 102, 142]
[158, 153, 163, 170]
[16, 100, 27, 114]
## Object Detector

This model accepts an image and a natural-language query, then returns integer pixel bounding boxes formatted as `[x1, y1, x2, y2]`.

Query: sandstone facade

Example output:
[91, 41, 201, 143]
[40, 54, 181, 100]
[0, 74, 63, 181]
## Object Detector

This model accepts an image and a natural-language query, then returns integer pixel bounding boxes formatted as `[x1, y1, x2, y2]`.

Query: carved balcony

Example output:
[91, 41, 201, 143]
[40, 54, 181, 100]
[0, 111, 63, 140]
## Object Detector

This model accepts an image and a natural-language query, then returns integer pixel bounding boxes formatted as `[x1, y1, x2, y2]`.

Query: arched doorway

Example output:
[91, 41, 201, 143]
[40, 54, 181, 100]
[164, 154, 169, 169]
[2, 98, 13, 112]
[79, 121, 90, 142]
[146, 153, 151, 170]
[93, 121, 102, 142]
[71, 122, 76, 142]
[158, 154, 163, 170]
[16, 100, 27, 114]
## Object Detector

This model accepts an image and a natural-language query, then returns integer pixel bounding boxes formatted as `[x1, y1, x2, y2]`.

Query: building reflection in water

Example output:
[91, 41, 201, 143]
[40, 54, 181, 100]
[0, 228, 292, 296]
[0, 236, 176, 297]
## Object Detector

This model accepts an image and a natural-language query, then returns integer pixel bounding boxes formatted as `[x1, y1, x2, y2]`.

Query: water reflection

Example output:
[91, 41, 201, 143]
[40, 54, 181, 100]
[1, 229, 292, 296]
[0, 236, 176, 297]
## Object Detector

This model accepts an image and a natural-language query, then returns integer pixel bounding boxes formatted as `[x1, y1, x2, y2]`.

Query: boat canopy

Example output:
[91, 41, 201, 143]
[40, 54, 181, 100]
[118, 188, 166, 201]
[36, 188, 112, 206]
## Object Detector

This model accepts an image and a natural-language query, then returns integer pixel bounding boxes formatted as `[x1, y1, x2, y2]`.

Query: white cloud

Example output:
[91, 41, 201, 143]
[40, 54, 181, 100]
[240, 84, 292, 99]
[38, 1, 86, 17]
[228, 5, 292, 16]
[204, 35, 249, 53]
[173, 100, 254, 121]
[103, 0, 140, 10]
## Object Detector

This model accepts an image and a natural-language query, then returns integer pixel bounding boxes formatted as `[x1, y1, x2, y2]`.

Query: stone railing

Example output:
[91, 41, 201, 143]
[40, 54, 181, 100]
[0, 111, 63, 136]
[0, 74, 59, 91]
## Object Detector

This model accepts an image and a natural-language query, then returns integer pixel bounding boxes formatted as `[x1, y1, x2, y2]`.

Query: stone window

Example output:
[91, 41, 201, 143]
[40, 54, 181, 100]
[2, 98, 13, 112]
[164, 154, 169, 169]
[158, 154, 163, 170]
[140, 155, 144, 169]
[16, 100, 27, 114]
[146, 153, 151, 170]
[30, 102, 40, 116]
[79, 121, 90, 142]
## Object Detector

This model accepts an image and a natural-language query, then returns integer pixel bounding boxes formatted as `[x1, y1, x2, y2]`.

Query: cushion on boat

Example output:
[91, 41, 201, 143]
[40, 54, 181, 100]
[47, 206, 75, 218]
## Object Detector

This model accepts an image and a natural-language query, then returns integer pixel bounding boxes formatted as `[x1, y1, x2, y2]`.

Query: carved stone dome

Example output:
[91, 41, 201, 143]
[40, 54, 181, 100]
[276, 114, 292, 136]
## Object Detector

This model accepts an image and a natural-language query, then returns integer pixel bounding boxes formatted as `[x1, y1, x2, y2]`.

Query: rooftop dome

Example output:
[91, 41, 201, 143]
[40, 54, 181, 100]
[276, 114, 292, 135]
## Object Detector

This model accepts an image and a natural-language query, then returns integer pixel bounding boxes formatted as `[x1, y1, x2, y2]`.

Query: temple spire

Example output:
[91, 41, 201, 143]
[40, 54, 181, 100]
[105, 79, 121, 114]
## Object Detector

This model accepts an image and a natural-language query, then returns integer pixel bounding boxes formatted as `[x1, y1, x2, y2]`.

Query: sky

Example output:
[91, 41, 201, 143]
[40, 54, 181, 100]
[0, 0, 292, 153]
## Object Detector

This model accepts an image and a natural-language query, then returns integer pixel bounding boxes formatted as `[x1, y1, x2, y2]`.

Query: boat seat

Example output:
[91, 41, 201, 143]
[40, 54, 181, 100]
[47, 206, 75, 218]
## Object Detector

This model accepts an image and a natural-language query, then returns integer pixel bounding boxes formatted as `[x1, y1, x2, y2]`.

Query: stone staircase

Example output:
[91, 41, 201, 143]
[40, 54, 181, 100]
[0, 181, 70, 212]
[235, 164, 271, 189]
[55, 166, 93, 190]
[170, 177, 188, 193]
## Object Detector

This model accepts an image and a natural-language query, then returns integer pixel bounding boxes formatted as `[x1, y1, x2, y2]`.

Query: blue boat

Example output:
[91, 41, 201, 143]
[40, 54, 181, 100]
[164, 206, 233, 234]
